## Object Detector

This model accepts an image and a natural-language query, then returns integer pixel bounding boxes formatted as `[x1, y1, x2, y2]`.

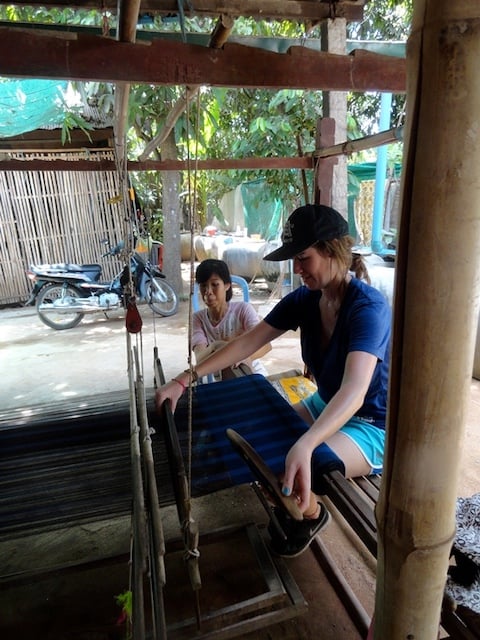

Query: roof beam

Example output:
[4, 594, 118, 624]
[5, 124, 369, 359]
[0, 0, 367, 22]
[0, 127, 403, 171]
[0, 28, 406, 93]
[0, 157, 314, 171]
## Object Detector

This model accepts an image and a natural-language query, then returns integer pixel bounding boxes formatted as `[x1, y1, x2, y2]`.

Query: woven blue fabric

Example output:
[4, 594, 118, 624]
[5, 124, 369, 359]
[174, 374, 344, 496]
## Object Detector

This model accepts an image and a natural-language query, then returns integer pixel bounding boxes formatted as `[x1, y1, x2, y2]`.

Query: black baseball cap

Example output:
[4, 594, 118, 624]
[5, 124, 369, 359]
[263, 204, 349, 261]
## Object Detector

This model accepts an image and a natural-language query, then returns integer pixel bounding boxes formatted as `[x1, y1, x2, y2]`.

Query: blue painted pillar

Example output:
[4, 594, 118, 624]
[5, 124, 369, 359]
[371, 93, 393, 253]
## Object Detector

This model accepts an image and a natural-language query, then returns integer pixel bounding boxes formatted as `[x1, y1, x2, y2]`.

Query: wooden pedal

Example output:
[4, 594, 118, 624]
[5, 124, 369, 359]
[226, 428, 303, 521]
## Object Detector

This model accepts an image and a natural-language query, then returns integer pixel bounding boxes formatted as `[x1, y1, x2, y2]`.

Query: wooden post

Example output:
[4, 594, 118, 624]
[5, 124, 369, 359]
[321, 17, 348, 216]
[314, 118, 337, 206]
[375, 2, 480, 638]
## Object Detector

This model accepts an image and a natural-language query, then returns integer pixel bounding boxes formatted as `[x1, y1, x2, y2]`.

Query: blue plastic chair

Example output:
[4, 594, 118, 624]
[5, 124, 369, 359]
[193, 275, 250, 383]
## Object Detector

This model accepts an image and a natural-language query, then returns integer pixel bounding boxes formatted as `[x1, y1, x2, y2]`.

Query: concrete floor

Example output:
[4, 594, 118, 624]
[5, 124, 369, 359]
[0, 277, 479, 638]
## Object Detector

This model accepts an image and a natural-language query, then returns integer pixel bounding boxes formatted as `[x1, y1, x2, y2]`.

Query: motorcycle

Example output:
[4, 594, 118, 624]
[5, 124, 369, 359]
[25, 240, 179, 330]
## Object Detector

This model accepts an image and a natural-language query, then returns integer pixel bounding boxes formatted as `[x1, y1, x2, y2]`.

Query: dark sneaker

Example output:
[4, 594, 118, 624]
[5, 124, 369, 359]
[268, 502, 330, 558]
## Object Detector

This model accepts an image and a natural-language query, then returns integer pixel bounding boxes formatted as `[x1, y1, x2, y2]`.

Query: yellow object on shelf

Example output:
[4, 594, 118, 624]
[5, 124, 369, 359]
[271, 375, 317, 405]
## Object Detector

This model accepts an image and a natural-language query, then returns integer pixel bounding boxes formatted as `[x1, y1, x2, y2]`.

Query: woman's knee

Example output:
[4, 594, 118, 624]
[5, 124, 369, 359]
[326, 432, 371, 478]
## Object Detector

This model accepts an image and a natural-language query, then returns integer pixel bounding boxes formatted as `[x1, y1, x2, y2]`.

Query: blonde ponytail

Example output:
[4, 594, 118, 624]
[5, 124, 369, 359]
[315, 236, 371, 284]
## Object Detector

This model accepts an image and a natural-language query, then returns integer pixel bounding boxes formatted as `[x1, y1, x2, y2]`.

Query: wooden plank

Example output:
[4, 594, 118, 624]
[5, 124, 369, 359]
[454, 606, 480, 638]
[441, 606, 479, 640]
[163, 523, 308, 640]
[311, 536, 371, 638]
[326, 472, 377, 530]
[0, 28, 406, 93]
[354, 476, 381, 504]
[0, 156, 315, 172]
[322, 471, 377, 557]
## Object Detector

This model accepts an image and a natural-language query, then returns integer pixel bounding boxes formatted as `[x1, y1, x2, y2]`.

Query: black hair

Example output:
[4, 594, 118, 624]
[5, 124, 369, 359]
[195, 259, 233, 301]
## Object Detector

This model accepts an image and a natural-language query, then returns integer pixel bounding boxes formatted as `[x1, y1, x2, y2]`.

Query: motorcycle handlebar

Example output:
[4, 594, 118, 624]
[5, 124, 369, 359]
[101, 241, 125, 258]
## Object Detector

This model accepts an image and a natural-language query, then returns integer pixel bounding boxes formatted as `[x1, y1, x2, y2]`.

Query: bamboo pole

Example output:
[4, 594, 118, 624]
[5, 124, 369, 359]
[375, 2, 480, 638]
[134, 346, 168, 639]
[126, 335, 147, 640]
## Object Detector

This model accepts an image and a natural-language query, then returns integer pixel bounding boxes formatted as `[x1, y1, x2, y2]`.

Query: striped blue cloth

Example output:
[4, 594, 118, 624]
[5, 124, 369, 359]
[174, 374, 344, 496]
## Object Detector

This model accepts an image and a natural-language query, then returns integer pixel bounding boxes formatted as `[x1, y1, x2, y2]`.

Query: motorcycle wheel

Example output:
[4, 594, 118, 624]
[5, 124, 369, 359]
[36, 284, 85, 330]
[146, 277, 178, 317]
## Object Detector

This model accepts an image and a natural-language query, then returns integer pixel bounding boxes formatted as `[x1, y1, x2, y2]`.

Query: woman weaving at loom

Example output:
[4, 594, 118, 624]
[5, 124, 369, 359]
[156, 204, 391, 557]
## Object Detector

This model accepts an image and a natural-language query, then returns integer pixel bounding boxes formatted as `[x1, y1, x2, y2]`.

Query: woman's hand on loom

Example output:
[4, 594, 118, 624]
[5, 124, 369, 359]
[194, 340, 228, 364]
[155, 377, 186, 413]
[282, 439, 313, 513]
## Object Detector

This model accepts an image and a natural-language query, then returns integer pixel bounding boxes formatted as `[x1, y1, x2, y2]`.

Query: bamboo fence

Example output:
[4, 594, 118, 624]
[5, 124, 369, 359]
[0, 151, 128, 306]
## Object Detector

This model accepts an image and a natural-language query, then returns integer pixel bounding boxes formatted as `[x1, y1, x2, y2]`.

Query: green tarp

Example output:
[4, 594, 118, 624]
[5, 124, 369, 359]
[0, 79, 68, 138]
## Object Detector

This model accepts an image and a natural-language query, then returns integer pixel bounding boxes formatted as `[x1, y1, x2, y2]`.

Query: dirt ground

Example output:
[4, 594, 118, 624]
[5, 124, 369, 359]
[0, 277, 294, 408]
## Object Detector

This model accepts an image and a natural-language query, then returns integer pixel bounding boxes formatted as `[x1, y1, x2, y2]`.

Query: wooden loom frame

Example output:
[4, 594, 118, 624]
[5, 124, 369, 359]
[148, 347, 308, 639]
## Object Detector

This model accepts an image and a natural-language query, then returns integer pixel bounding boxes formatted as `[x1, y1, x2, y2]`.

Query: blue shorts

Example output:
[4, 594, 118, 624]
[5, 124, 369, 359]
[302, 392, 385, 473]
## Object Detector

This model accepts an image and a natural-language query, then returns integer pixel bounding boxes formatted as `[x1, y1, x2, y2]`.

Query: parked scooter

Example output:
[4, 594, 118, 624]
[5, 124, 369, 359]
[26, 240, 178, 330]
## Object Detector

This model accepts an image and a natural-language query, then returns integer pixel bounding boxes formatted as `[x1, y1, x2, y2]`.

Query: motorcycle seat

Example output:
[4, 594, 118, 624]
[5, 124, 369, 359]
[32, 263, 102, 278]
[66, 263, 102, 273]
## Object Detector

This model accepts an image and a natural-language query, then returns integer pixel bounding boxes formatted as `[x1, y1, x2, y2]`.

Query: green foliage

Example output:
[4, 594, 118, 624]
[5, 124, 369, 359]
[129, 170, 164, 239]
[233, 18, 306, 38]
[347, 92, 406, 138]
[115, 590, 132, 639]
[126, 81, 315, 229]
[0, 4, 103, 25]
[348, 0, 412, 40]
[115, 590, 132, 619]
[60, 110, 94, 144]
[196, 87, 321, 209]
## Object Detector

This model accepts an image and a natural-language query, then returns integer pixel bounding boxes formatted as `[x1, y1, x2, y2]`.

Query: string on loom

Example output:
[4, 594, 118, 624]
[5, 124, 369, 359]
[183, 86, 202, 512]
[112, 141, 145, 385]
[112, 123, 146, 620]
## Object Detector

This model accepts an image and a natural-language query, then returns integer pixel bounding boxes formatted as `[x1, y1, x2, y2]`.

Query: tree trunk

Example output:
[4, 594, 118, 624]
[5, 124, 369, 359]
[161, 131, 184, 297]
[375, 2, 480, 638]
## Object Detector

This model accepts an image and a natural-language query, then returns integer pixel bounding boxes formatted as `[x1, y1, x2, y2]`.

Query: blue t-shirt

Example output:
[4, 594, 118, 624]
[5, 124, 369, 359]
[264, 279, 391, 429]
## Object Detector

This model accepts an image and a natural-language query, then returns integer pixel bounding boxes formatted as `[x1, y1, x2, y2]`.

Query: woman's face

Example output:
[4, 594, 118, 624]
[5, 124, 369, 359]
[199, 273, 231, 307]
[293, 247, 332, 290]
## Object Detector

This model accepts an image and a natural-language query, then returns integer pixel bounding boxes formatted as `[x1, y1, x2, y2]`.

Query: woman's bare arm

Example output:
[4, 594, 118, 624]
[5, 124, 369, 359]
[155, 320, 284, 411]
[283, 350, 378, 510]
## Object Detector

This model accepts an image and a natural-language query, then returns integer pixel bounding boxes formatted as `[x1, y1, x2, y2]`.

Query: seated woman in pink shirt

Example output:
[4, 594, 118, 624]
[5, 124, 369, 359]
[193, 259, 268, 379]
